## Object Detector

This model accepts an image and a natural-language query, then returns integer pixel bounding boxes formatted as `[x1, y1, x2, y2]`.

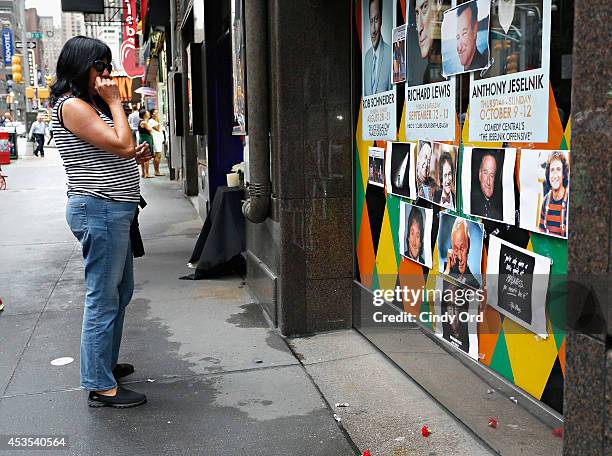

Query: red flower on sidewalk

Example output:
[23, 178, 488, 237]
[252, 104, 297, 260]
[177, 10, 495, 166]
[421, 425, 432, 437]
[552, 427, 563, 438]
[362, 451, 371, 456]
[488, 418, 498, 428]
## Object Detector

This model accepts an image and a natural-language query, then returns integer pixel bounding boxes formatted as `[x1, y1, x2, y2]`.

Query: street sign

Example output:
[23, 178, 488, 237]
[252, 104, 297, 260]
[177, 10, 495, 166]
[29, 32, 43, 39]
[2, 28, 13, 65]
[15, 41, 36, 49]
[27, 50, 35, 86]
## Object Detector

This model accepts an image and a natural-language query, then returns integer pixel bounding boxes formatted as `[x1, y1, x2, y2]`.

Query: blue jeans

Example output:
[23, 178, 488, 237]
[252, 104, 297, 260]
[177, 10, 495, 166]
[66, 195, 138, 391]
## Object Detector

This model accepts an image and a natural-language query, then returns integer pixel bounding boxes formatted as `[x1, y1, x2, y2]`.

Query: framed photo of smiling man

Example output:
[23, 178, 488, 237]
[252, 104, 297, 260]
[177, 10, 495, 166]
[461, 146, 516, 224]
[441, 0, 491, 77]
[437, 213, 484, 289]
[519, 150, 570, 239]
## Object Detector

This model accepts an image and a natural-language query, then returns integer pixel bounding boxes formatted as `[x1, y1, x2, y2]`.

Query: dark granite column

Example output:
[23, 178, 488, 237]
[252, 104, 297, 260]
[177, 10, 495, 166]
[563, 0, 612, 452]
[269, 0, 353, 335]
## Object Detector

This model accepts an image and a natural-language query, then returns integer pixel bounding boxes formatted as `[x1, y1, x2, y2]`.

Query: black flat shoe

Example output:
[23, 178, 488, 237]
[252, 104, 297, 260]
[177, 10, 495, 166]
[112, 363, 135, 380]
[88, 387, 147, 408]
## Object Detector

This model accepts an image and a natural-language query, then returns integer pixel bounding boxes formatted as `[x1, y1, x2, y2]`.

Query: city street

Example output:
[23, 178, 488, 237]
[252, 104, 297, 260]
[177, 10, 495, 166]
[0, 149, 493, 455]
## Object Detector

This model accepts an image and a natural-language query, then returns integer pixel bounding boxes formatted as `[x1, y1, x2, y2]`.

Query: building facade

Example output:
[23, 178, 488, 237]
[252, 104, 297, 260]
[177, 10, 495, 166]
[38, 16, 62, 78]
[61, 12, 85, 46]
[0, 0, 28, 121]
[139, 0, 609, 454]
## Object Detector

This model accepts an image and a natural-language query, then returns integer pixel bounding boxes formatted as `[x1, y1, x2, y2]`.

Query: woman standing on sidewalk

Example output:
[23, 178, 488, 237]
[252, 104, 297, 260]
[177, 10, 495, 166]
[138, 110, 154, 178]
[50, 36, 152, 408]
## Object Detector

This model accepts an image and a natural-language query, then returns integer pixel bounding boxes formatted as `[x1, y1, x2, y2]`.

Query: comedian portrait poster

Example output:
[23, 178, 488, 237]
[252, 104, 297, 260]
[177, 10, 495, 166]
[362, 0, 397, 140]
[404, 0, 456, 141]
[468, 0, 552, 143]
[433, 276, 480, 360]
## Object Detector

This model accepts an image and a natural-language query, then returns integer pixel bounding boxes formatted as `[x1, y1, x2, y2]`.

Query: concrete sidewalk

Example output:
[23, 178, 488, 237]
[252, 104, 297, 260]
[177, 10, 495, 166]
[0, 150, 492, 456]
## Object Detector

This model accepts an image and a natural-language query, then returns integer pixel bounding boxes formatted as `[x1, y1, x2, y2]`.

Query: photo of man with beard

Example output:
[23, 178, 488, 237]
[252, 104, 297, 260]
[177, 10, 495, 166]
[470, 148, 504, 221]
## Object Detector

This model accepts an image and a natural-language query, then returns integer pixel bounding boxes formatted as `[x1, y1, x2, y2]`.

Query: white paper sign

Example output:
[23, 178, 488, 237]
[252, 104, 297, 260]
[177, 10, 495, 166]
[486, 235, 551, 337]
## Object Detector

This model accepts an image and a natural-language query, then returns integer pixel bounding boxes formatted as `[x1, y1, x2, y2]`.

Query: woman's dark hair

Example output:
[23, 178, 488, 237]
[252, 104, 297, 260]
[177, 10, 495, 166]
[139, 109, 148, 119]
[50, 36, 113, 115]
[406, 206, 424, 257]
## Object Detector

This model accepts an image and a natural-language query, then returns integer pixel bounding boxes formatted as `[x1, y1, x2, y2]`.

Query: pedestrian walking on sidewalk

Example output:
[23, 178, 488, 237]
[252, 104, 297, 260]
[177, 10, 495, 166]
[47, 120, 54, 145]
[138, 110, 154, 178]
[50, 36, 152, 408]
[128, 105, 140, 147]
[148, 108, 165, 176]
[29, 114, 47, 157]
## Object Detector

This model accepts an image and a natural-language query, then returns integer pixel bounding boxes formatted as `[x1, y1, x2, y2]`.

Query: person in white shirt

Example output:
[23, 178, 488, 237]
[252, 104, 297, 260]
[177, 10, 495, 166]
[127, 106, 140, 146]
[29, 114, 48, 157]
[147, 108, 165, 176]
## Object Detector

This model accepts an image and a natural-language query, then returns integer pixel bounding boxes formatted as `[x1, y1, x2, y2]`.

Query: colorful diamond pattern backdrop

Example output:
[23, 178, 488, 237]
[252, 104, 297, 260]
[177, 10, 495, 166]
[354, 0, 568, 414]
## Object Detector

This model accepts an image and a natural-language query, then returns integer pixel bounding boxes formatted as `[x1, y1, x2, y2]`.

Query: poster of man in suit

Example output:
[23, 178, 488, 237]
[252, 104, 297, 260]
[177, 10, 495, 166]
[362, 0, 397, 141]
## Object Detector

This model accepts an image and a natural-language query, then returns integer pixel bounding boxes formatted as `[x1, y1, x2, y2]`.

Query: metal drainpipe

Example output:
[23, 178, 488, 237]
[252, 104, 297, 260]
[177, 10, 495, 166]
[242, 0, 271, 223]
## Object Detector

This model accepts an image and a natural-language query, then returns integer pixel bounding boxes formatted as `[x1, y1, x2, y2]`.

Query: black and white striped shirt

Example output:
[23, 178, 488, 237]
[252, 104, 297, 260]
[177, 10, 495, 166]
[52, 94, 140, 203]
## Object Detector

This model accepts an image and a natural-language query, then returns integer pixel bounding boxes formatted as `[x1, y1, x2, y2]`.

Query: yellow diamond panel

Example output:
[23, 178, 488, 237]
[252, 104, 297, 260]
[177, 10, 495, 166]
[503, 318, 559, 400]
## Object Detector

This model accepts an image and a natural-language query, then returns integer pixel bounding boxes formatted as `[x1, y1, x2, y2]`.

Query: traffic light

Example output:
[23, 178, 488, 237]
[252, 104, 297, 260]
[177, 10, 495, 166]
[11, 55, 23, 84]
